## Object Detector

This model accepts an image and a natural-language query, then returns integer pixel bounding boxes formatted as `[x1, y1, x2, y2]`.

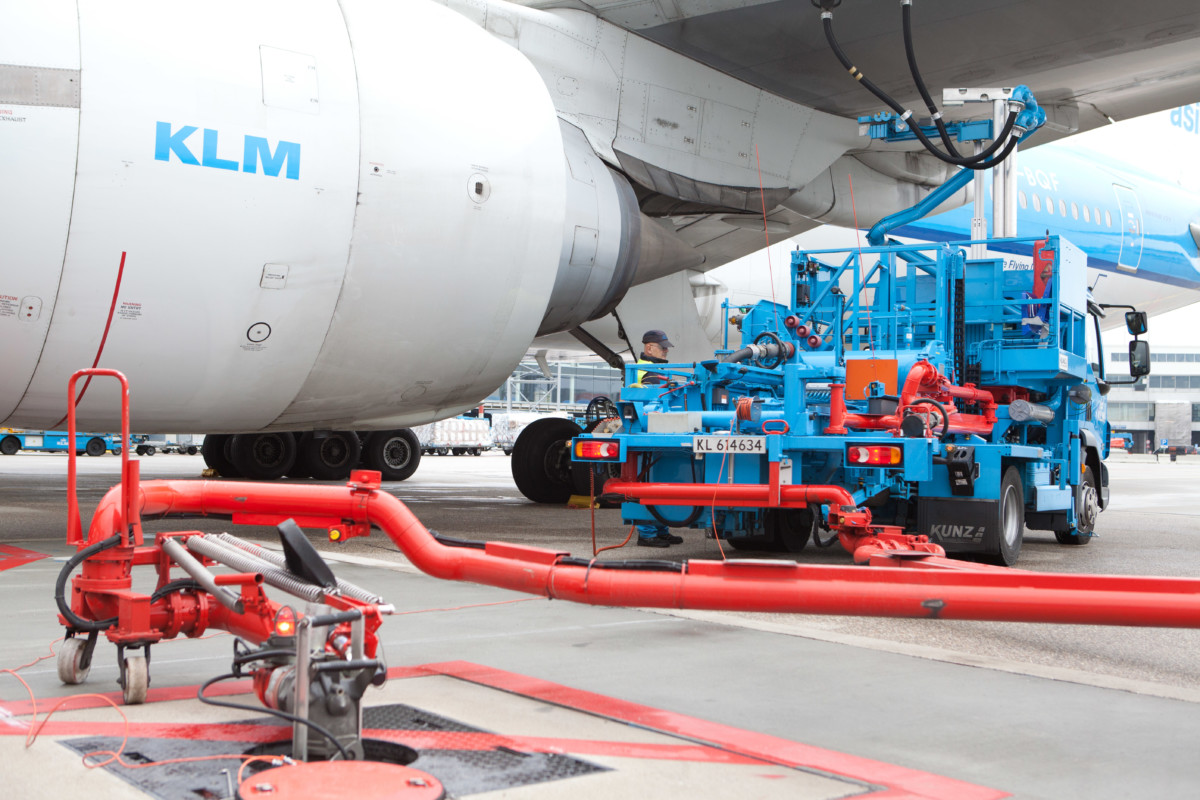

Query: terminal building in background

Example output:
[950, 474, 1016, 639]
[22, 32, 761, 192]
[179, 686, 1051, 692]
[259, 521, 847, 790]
[1108, 345, 1200, 452]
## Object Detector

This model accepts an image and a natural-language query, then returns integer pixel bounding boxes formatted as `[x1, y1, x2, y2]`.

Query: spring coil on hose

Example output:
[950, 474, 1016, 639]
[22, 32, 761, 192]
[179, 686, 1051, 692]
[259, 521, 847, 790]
[213, 533, 384, 604]
[186, 536, 327, 603]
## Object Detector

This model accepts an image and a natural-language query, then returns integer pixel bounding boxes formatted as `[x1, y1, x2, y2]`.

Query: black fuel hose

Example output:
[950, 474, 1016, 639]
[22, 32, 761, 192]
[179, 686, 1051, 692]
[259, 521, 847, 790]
[906, 398, 950, 440]
[822, 13, 1019, 170]
[901, 2, 1015, 163]
[55, 534, 122, 632]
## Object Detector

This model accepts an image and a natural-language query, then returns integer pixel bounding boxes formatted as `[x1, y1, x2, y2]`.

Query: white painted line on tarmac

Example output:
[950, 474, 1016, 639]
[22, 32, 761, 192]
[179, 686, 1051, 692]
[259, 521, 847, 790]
[658, 609, 1200, 705]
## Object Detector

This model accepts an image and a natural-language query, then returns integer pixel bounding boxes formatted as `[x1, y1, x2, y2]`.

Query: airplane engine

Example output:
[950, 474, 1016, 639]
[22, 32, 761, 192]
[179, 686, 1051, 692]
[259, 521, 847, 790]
[0, 0, 572, 433]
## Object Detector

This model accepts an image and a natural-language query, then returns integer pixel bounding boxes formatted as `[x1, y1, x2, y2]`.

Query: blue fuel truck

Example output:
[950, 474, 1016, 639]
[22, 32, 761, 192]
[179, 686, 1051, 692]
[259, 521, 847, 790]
[572, 234, 1150, 566]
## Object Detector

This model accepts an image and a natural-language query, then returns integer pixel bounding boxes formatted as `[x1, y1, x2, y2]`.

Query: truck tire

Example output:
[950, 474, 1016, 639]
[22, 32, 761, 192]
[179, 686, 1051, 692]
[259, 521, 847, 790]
[0, 436, 19, 456]
[984, 466, 1024, 566]
[1055, 465, 1098, 546]
[229, 433, 297, 481]
[299, 431, 361, 481]
[85, 438, 106, 457]
[362, 429, 421, 481]
[768, 508, 813, 553]
[512, 418, 581, 504]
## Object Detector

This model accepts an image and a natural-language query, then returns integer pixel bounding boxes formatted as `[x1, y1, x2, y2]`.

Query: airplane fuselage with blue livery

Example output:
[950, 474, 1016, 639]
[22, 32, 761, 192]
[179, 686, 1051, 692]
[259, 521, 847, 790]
[892, 142, 1200, 319]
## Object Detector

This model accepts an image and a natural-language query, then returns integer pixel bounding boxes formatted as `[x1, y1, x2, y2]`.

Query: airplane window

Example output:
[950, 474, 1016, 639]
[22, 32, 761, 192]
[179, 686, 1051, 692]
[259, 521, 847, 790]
[1032, 194, 1041, 212]
[1046, 195, 1054, 215]
[1094, 207, 1102, 225]
[1059, 199, 1067, 216]
[1083, 205, 1090, 222]
[1019, 191, 1027, 209]
[1105, 210, 1112, 227]
[1071, 202, 1079, 220]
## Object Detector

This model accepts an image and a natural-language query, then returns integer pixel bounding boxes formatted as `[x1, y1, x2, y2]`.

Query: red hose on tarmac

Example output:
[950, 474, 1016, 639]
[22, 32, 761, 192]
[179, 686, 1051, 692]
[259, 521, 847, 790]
[82, 477, 1200, 629]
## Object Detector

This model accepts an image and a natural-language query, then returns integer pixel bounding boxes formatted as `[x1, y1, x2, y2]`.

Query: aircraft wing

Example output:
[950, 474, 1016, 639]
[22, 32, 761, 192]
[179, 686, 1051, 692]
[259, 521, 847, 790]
[520, 0, 1200, 137]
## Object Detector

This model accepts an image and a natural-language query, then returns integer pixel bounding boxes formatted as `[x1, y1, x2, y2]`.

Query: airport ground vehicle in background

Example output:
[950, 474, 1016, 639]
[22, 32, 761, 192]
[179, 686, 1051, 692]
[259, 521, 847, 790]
[0, 429, 124, 456]
[413, 416, 493, 456]
[572, 234, 1151, 566]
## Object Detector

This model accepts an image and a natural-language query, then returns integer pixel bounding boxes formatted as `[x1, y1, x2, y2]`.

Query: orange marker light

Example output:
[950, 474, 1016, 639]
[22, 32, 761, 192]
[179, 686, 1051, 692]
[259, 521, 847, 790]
[276, 619, 294, 635]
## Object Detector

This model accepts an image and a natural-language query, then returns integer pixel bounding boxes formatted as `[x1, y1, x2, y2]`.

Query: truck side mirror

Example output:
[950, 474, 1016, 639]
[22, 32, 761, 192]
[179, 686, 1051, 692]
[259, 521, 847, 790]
[1129, 340, 1151, 377]
[1125, 311, 1147, 336]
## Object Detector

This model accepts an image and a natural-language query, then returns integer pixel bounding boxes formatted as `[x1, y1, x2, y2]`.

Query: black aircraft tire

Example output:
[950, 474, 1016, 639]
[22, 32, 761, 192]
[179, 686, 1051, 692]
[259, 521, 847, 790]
[299, 431, 362, 481]
[983, 466, 1024, 566]
[229, 433, 297, 481]
[201, 434, 240, 477]
[512, 418, 581, 504]
[362, 429, 421, 482]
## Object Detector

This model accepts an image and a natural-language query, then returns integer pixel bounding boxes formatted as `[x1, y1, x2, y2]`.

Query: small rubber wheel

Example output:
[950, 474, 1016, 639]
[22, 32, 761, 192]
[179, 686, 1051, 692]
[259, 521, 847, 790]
[57, 637, 91, 685]
[0, 436, 18, 456]
[110, 446, 123, 456]
[122, 655, 148, 705]
[85, 437, 106, 457]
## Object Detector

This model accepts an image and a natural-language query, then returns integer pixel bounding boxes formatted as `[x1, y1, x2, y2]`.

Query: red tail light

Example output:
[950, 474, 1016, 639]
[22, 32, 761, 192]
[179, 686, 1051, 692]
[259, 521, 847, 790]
[847, 445, 902, 466]
[574, 439, 621, 460]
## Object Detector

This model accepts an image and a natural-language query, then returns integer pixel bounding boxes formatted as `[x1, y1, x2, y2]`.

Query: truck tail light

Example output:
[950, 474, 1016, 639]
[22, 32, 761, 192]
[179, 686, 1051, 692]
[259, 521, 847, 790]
[847, 445, 902, 466]
[574, 439, 620, 460]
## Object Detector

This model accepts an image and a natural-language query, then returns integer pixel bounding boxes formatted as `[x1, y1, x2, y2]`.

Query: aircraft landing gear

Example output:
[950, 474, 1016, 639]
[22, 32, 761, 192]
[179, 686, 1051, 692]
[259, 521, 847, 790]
[361, 429, 421, 481]
[229, 432, 298, 481]
[297, 431, 362, 481]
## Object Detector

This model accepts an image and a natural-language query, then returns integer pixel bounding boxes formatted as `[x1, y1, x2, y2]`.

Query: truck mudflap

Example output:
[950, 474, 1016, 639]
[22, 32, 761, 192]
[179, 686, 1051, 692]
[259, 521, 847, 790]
[917, 497, 1001, 555]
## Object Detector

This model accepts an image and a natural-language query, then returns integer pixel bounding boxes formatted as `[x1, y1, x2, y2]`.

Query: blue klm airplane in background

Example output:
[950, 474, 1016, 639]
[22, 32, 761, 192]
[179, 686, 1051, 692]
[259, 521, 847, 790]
[716, 104, 1200, 328]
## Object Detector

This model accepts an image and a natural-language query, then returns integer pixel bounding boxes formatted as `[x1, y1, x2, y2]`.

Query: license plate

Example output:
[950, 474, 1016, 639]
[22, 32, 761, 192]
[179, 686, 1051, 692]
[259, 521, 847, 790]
[692, 436, 766, 454]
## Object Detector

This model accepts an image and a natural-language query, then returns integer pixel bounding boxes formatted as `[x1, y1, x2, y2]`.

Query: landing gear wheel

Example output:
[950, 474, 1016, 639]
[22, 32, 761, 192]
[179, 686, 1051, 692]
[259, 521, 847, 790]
[512, 418, 582, 504]
[122, 655, 148, 705]
[201, 434, 241, 477]
[229, 433, 297, 480]
[57, 637, 92, 685]
[298, 431, 361, 481]
[983, 466, 1024, 566]
[768, 508, 813, 552]
[1055, 465, 1097, 546]
[362, 429, 421, 481]
[0, 436, 18, 456]
[85, 438, 106, 457]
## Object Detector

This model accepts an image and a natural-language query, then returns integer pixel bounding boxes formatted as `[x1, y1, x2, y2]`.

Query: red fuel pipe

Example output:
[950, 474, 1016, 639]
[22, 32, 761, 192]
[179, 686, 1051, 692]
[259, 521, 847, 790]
[77, 474, 1200, 629]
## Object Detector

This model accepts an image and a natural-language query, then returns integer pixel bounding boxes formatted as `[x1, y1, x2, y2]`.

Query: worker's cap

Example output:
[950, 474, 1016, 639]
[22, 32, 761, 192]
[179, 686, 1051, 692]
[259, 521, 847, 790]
[642, 330, 673, 348]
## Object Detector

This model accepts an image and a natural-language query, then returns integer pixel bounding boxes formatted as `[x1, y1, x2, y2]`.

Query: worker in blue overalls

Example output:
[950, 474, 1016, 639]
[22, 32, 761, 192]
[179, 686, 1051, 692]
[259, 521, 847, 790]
[635, 330, 684, 548]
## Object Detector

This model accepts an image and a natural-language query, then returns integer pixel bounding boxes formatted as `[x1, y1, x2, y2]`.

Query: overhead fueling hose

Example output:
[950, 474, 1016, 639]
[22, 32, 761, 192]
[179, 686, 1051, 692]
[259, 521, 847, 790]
[817, 1, 1025, 170]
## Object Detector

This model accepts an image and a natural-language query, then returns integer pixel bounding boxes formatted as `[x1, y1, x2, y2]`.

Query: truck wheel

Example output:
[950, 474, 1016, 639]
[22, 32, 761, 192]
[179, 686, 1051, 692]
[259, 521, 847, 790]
[362, 429, 421, 481]
[768, 508, 813, 552]
[0, 436, 19, 455]
[984, 467, 1024, 566]
[299, 431, 361, 481]
[145, 446, 156, 456]
[110, 446, 122, 456]
[85, 437, 106, 457]
[512, 418, 581, 504]
[229, 433, 297, 480]
[1055, 465, 1098, 546]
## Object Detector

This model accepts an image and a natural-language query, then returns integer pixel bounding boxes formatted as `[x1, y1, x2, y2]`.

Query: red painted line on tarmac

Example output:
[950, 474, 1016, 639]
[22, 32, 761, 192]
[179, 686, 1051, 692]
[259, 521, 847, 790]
[416, 661, 1009, 800]
[53, 250, 127, 428]
[0, 545, 49, 572]
[0, 661, 1007, 798]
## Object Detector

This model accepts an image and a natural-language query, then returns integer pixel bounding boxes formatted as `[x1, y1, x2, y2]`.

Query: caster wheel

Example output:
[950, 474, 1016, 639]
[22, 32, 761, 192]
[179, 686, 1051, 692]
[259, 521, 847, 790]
[122, 655, 148, 705]
[57, 637, 91, 685]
